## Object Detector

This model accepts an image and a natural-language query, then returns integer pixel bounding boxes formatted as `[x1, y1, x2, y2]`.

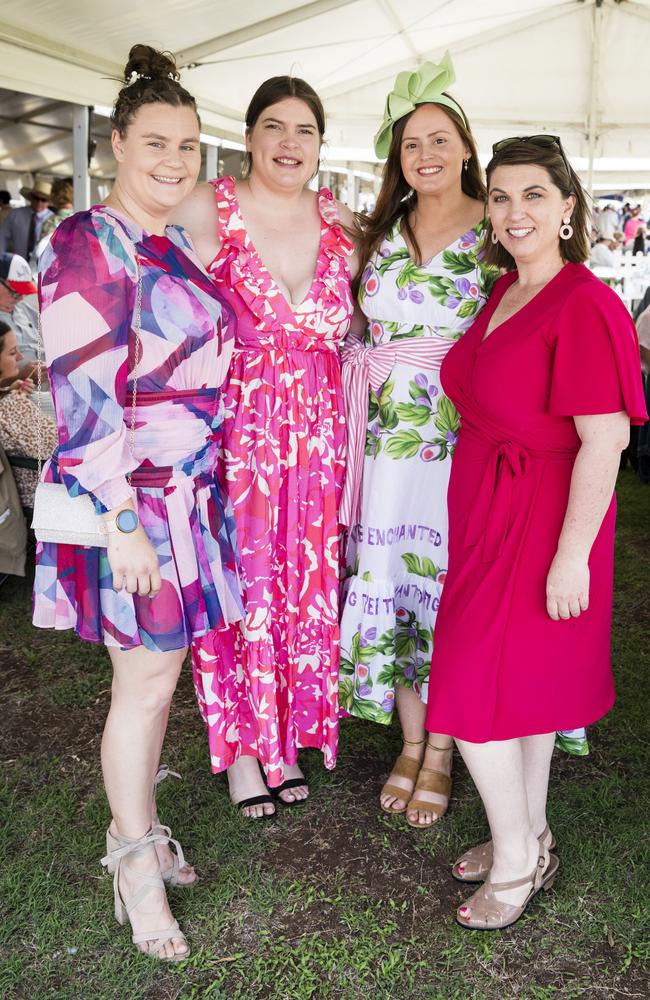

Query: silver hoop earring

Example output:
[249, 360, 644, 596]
[559, 217, 573, 240]
[491, 228, 498, 245]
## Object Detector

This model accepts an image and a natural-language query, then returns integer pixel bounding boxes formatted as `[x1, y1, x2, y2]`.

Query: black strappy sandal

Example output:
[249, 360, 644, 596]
[269, 777, 309, 807]
[232, 793, 276, 819]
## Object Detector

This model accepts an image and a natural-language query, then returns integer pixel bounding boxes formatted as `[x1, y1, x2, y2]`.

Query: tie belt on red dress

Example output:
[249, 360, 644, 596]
[462, 430, 576, 563]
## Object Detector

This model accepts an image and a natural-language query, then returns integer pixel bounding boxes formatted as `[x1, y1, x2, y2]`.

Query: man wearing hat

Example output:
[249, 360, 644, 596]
[0, 180, 53, 262]
[0, 253, 54, 420]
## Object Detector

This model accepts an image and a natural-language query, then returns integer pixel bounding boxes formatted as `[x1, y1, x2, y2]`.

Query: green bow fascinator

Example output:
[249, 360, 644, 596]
[374, 51, 467, 159]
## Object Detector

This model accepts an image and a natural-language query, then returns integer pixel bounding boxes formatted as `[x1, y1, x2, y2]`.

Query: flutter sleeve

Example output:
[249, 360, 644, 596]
[548, 278, 647, 426]
[38, 210, 139, 512]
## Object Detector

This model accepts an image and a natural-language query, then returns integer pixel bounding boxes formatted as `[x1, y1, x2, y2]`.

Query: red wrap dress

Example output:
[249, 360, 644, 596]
[425, 264, 647, 742]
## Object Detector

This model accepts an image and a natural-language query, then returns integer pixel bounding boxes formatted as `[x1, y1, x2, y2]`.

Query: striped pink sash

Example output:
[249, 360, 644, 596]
[340, 336, 452, 527]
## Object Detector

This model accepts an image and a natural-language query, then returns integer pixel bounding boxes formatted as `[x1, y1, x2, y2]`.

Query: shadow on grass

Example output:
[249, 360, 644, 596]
[0, 469, 648, 1000]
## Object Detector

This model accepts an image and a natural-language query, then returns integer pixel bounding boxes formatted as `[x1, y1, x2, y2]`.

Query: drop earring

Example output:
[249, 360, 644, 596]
[559, 217, 573, 240]
[463, 158, 469, 172]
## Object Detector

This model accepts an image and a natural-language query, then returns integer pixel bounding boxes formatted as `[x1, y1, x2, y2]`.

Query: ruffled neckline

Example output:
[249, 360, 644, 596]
[210, 176, 354, 328]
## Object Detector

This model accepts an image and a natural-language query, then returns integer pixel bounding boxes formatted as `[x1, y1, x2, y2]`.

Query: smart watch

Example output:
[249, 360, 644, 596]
[104, 509, 140, 534]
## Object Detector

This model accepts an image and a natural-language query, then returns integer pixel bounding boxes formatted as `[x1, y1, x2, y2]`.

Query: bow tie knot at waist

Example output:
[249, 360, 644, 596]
[339, 337, 453, 527]
[465, 440, 531, 564]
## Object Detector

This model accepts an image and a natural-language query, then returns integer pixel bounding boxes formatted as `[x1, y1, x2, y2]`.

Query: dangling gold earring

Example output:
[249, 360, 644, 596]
[491, 228, 498, 245]
[463, 158, 469, 172]
[559, 217, 574, 240]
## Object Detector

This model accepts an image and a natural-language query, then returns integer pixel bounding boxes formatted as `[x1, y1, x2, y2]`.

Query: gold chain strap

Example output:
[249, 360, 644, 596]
[36, 248, 142, 479]
[128, 255, 142, 486]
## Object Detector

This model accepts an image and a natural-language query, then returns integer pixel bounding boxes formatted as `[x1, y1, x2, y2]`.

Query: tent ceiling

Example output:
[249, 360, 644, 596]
[0, 0, 649, 187]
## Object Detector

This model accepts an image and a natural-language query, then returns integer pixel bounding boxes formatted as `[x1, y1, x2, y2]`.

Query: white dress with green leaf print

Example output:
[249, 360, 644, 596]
[339, 219, 497, 725]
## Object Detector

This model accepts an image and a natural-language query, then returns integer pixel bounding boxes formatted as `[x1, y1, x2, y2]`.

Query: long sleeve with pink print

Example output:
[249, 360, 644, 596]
[38, 210, 139, 512]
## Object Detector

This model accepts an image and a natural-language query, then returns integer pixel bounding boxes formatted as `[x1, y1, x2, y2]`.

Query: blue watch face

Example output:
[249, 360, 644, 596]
[116, 509, 139, 534]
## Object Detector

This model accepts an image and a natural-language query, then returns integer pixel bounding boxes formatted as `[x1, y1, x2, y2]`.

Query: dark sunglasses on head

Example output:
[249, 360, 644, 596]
[492, 134, 572, 177]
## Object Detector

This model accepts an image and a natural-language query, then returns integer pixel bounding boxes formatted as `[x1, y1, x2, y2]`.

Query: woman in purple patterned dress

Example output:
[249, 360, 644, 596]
[32, 46, 243, 961]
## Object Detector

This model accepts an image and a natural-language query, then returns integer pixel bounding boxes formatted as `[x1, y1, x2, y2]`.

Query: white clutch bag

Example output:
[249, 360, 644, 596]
[31, 246, 142, 548]
[31, 481, 107, 547]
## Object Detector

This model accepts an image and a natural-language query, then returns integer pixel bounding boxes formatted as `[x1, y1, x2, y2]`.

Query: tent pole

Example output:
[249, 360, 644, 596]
[72, 105, 90, 212]
[204, 142, 218, 181]
[586, 1, 604, 198]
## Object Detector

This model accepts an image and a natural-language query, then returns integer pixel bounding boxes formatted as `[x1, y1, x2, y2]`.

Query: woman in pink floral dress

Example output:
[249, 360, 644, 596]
[176, 77, 358, 817]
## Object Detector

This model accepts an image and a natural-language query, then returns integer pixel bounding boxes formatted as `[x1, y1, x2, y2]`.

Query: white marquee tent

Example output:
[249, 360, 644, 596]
[1, 0, 649, 205]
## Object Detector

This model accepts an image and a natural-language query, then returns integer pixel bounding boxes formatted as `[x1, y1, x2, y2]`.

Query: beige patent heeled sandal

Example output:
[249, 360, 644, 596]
[452, 823, 556, 883]
[105, 765, 197, 887]
[456, 846, 560, 931]
[101, 826, 190, 961]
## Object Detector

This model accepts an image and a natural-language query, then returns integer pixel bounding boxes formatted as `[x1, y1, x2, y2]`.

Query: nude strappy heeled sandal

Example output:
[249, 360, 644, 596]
[380, 738, 424, 814]
[405, 741, 452, 828]
[105, 765, 197, 887]
[101, 826, 190, 961]
[452, 823, 556, 883]
[456, 845, 560, 930]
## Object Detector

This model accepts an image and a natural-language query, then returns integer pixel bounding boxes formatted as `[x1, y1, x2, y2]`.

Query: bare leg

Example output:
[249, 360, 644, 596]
[102, 644, 188, 959]
[380, 685, 426, 812]
[521, 732, 556, 836]
[455, 737, 541, 911]
[150, 696, 197, 884]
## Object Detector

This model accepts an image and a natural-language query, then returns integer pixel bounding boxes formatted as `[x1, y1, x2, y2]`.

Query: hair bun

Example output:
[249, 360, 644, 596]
[123, 44, 180, 84]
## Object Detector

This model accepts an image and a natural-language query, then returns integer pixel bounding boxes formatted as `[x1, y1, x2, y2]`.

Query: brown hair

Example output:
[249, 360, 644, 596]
[111, 44, 200, 137]
[242, 76, 325, 178]
[355, 99, 485, 289]
[483, 140, 591, 269]
[50, 178, 73, 211]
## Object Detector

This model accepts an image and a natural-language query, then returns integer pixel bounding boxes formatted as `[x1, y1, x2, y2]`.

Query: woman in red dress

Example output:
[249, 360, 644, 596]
[425, 137, 647, 929]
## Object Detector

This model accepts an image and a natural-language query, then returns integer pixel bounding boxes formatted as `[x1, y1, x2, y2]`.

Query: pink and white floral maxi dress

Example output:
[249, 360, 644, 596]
[191, 177, 354, 786]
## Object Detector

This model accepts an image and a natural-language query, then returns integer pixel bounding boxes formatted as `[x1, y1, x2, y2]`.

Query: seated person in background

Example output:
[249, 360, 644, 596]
[0, 252, 54, 421]
[0, 320, 57, 507]
[590, 235, 616, 268]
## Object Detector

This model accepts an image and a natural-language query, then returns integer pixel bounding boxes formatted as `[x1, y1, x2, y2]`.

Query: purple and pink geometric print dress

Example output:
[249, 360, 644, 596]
[191, 177, 354, 787]
[32, 206, 244, 652]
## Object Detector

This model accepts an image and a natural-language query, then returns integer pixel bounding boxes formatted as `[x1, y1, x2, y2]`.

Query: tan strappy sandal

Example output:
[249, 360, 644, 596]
[380, 738, 424, 814]
[405, 741, 452, 828]
[105, 765, 197, 887]
[452, 823, 556, 883]
[101, 826, 190, 961]
[456, 845, 559, 930]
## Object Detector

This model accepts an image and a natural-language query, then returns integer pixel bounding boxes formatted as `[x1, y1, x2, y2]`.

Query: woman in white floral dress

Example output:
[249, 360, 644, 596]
[340, 55, 497, 827]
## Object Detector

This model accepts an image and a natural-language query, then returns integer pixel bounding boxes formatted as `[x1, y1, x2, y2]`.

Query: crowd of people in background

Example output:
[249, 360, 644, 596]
[590, 199, 648, 267]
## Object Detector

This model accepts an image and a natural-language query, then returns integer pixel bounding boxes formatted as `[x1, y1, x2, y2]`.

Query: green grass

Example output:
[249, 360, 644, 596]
[0, 469, 648, 1000]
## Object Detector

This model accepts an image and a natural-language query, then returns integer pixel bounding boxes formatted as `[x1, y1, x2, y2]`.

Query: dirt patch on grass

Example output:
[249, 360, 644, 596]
[0, 648, 107, 762]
